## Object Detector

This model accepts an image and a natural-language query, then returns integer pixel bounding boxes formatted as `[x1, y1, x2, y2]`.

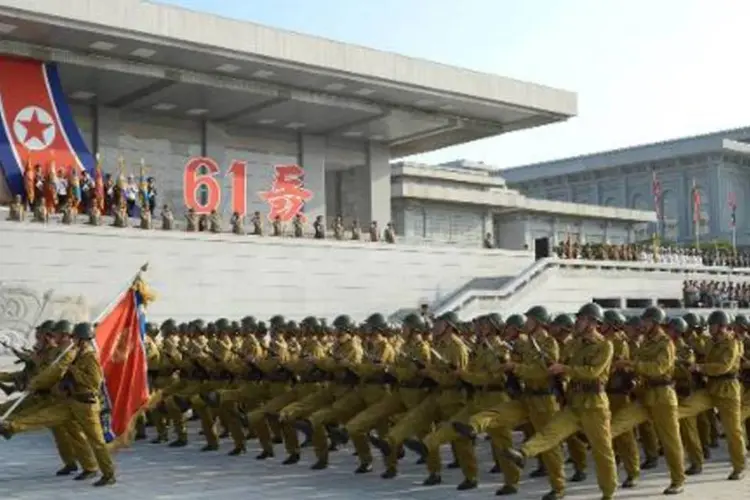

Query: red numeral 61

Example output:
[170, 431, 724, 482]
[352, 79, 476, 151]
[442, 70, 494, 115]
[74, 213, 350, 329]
[183, 157, 247, 215]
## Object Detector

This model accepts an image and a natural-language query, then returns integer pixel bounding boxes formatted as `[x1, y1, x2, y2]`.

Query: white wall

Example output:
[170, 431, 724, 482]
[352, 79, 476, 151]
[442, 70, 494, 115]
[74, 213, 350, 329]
[0, 221, 533, 323]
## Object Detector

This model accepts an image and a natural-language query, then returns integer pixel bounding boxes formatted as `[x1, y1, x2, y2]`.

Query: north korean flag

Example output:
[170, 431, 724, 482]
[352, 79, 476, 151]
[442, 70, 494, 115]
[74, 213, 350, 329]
[0, 56, 95, 197]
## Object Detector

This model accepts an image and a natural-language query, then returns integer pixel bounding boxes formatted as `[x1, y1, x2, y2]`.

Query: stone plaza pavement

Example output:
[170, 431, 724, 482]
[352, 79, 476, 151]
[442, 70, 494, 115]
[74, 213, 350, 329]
[0, 425, 747, 500]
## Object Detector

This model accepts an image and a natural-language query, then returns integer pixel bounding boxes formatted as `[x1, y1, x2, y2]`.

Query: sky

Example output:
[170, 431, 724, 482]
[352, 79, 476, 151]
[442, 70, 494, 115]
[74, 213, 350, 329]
[162, 0, 750, 169]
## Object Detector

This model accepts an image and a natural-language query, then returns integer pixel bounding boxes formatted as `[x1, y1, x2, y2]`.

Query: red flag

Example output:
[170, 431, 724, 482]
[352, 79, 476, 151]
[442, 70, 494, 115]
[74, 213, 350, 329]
[651, 170, 662, 220]
[692, 179, 701, 224]
[94, 289, 149, 439]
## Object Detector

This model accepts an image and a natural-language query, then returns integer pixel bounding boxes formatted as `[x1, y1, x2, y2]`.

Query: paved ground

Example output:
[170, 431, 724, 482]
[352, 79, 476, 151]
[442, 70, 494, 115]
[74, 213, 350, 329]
[0, 424, 747, 500]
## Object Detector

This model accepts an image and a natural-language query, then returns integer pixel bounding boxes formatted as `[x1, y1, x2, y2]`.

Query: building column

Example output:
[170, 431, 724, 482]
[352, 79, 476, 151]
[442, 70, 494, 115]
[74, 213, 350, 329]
[298, 134, 327, 222]
[708, 163, 721, 238]
[364, 141, 391, 225]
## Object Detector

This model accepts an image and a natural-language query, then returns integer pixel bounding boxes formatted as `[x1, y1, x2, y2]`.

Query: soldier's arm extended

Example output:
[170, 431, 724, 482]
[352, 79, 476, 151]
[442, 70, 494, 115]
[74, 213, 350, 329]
[514, 337, 559, 380]
[28, 347, 77, 392]
[633, 339, 674, 378]
[566, 341, 614, 381]
[392, 341, 430, 382]
[423, 338, 469, 385]
[701, 339, 742, 376]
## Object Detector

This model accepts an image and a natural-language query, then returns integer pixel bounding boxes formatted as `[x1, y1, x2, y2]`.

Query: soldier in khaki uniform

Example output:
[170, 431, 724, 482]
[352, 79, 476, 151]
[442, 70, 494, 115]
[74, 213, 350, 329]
[0, 322, 116, 486]
[302, 313, 395, 470]
[679, 309, 746, 480]
[667, 317, 705, 475]
[504, 303, 618, 500]
[369, 312, 469, 484]
[608, 306, 685, 494]
[456, 307, 565, 499]
[683, 312, 718, 454]
[406, 313, 514, 490]
[329, 313, 432, 477]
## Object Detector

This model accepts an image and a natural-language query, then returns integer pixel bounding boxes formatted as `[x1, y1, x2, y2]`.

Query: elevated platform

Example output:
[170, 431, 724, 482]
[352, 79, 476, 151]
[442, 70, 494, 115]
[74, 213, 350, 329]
[432, 258, 750, 319]
[0, 220, 533, 324]
[0, 426, 740, 500]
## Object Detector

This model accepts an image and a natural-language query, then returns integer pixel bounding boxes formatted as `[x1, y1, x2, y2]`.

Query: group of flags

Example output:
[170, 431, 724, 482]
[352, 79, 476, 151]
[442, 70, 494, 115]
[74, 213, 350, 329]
[650, 171, 738, 233]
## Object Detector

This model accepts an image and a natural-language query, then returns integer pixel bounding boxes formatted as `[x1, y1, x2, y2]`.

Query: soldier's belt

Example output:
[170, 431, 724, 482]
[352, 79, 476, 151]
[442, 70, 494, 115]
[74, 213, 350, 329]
[644, 378, 674, 388]
[398, 381, 424, 389]
[523, 387, 554, 396]
[675, 384, 692, 398]
[484, 384, 506, 392]
[707, 372, 738, 381]
[569, 381, 604, 394]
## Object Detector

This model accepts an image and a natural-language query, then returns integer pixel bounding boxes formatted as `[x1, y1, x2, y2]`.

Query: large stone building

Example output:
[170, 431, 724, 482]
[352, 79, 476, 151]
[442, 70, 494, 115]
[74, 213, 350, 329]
[500, 127, 750, 245]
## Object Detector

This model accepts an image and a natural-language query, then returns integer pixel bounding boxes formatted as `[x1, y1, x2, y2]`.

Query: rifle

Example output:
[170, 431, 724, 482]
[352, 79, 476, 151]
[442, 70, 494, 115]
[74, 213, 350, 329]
[485, 339, 523, 397]
[528, 335, 566, 397]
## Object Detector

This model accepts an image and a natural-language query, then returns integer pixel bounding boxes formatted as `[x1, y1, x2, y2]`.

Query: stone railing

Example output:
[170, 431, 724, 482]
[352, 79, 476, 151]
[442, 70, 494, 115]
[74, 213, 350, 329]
[432, 258, 750, 317]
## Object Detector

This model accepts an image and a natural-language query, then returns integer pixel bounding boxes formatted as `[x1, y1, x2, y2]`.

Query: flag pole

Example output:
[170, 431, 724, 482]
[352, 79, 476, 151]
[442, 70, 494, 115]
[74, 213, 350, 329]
[0, 263, 149, 422]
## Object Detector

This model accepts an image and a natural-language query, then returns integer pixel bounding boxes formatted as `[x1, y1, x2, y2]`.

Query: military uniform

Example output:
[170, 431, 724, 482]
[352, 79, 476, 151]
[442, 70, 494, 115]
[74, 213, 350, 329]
[679, 310, 746, 480]
[608, 307, 685, 494]
[504, 303, 618, 500]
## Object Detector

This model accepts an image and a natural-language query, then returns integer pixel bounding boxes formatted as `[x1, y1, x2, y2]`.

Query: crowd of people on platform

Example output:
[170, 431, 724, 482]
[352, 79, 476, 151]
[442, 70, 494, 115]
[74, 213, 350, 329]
[683, 280, 750, 308]
[556, 241, 749, 268]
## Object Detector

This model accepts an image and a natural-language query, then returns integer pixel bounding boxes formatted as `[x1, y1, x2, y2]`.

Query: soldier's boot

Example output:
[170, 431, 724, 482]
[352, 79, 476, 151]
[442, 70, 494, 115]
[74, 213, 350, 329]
[728, 469, 745, 481]
[56, 464, 78, 476]
[457, 479, 478, 491]
[495, 484, 519, 496]
[369, 433, 392, 458]
[0, 422, 13, 440]
[255, 449, 274, 460]
[403, 438, 427, 461]
[640, 456, 659, 470]
[702, 445, 711, 459]
[272, 436, 284, 444]
[663, 484, 684, 495]
[168, 436, 188, 447]
[447, 461, 460, 469]
[422, 473, 442, 486]
[200, 444, 219, 452]
[228, 446, 246, 456]
[380, 467, 397, 479]
[74, 470, 98, 481]
[621, 476, 638, 488]
[452, 421, 478, 440]
[328, 425, 350, 446]
[354, 463, 373, 474]
[685, 464, 702, 476]
[569, 469, 587, 482]
[93, 475, 116, 487]
[282, 453, 300, 465]
[294, 419, 313, 444]
[489, 464, 501, 474]
[310, 459, 328, 470]
[541, 490, 565, 500]
[150, 435, 168, 444]
[530, 458, 547, 478]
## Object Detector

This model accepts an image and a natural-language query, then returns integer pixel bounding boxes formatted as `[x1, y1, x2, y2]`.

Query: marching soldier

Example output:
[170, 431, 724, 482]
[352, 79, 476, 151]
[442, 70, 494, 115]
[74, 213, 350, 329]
[608, 306, 685, 494]
[0, 322, 117, 486]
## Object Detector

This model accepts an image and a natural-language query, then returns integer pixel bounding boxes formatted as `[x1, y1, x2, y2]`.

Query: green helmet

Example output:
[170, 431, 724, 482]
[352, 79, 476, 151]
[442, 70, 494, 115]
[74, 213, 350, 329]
[73, 322, 94, 340]
[215, 318, 230, 332]
[332, 315, 353, 332]
[438, 311, 459, 326]
[269, 315, 286, 328]
[525, 306, 551, 324]
[603, 310, 626, 327]
[286, 320, 299, 332]
[486, 313, 504, 329]
[54, 320, 74, 335]
[230, 321, 241, 333]
[240, 316, 257, 331]
[707, 310, 731, 327]
[553, 313, 575, 329]
[257, 321, 268, 335]
[667, 317, 688, 334]
[641, 306, 666, 325]
[625, 316, 641, 327]
[505, 314, 526, 329]
[37, 319, 55, 335]
[577, 303, 604, 322]
[733, 314, 749, 328]
[682, 312, 700, 329]
[402, 313, 426, 331]
[366, 313, 388, 332]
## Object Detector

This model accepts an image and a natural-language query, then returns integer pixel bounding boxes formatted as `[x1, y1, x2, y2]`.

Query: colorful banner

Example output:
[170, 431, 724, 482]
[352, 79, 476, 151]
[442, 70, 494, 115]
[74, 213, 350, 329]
[0, 56, 95, 198]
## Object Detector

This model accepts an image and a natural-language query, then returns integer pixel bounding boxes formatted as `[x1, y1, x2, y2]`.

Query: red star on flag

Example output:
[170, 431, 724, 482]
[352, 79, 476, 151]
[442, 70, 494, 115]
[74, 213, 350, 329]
[19, 109, 52, 145]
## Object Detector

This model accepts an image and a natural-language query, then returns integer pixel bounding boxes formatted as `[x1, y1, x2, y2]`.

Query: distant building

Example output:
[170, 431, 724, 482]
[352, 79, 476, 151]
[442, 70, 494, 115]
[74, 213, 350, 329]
[499, 127, 750, 245]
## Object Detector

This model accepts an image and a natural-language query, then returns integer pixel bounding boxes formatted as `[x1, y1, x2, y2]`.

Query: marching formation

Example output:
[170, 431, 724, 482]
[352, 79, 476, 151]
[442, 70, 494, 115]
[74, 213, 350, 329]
[1, 305, 750, 500]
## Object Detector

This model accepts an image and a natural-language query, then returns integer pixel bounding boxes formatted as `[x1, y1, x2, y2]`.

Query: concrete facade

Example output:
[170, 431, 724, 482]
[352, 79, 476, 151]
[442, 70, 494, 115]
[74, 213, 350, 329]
[391, 161, 656, 248]
[0, 220, 534, 324]
[501, 128, 750, 245]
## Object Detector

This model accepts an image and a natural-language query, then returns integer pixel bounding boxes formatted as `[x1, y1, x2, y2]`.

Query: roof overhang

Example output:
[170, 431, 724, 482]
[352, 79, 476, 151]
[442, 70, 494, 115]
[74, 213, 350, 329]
[0, 0, 577, 157]
[392, 176, 657, 223]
